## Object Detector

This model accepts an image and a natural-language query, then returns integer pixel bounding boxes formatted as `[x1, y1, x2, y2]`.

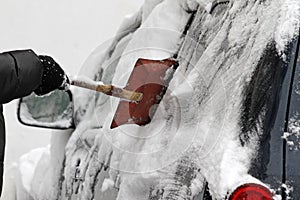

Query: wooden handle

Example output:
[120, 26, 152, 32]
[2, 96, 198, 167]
[71, 78, 143, 102]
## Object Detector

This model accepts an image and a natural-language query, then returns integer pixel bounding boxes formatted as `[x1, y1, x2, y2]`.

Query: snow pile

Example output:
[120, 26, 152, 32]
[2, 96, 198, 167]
[13, 147, 52, 200]
[283, 114, 300, 151]
[275, 0, 300, 57]
[18, 148, 48, 192]
[8, 130, 72, 200]
[101, 178, 115, 192]
[71, 75, 104, 89]
[282, 183, 294, 200]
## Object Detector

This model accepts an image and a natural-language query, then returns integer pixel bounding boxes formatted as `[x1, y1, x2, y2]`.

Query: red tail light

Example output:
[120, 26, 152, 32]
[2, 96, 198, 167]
[229, 183, 273, 200]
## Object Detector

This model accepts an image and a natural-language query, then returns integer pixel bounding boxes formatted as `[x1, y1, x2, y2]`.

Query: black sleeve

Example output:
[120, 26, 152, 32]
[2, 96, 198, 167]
[0, 49, 43, 104]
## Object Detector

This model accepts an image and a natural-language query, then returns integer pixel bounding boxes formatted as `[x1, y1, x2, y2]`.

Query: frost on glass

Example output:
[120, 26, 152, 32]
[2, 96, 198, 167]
[18, 90, 74, 129]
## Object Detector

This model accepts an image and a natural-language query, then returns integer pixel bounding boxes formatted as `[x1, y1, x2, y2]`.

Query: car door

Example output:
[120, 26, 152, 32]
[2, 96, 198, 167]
[284, 34, 300, 200]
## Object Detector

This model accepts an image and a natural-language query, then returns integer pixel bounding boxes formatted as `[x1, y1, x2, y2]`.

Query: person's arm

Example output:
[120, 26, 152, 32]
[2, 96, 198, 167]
[0, 50, 43, 104]
[0, 49, 68, 104]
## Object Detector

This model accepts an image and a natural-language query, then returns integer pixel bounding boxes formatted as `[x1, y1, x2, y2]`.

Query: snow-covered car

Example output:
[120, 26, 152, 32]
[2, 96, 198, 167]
[15, 0, 300, 199]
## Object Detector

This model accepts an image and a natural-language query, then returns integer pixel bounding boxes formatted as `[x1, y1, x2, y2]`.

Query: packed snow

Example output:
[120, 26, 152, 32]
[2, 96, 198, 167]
[12, 0, 300, 199]
[70, 76, 104, 89]
[282, 114, 300, 151]
[275, 0, 300, 57]
[282, 183, 294, 200]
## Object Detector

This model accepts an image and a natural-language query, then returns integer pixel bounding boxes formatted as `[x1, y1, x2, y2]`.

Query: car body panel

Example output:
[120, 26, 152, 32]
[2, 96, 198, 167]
[245, 38, 300, 198]
[286, 36, 300, 199]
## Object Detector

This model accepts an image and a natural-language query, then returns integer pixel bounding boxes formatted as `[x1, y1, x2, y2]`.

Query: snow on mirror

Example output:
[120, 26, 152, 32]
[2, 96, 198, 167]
[18, 90, 74, 129]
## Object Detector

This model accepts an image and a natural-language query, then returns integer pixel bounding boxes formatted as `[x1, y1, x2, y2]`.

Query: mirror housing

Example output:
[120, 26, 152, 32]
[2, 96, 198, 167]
[18, 90, 75, 129]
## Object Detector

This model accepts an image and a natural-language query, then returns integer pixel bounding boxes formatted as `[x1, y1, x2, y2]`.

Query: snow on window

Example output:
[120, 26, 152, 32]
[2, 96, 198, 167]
[275, 0, 300, 58]
[283, 114, 300, 151]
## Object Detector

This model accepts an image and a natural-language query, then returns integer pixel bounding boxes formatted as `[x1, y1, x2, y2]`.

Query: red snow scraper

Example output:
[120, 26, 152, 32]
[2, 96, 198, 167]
[110, 9, 196, 129]
[72, 11, 194, 129]
[111, 58, 178, 128]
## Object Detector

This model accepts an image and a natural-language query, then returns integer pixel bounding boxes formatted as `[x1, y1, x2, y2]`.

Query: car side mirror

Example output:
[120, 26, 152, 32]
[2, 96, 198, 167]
[17, 90, 75, 129]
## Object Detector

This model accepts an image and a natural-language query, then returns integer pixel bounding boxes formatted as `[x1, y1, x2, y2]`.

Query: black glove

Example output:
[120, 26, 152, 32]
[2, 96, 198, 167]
[34, 55, 69, 96]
